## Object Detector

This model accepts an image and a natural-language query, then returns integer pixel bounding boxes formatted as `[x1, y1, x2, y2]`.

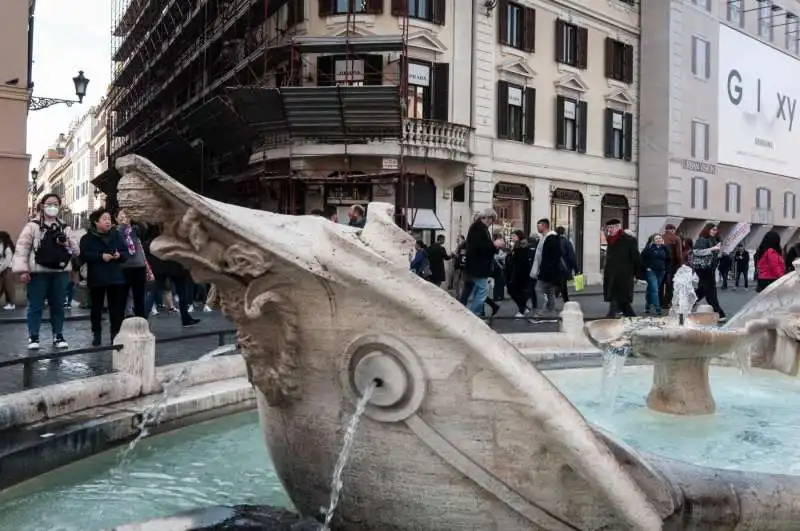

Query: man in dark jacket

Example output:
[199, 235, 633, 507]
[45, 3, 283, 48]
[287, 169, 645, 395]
[733, 244, 750, 290]
[464, 208, 501, 316]
[603, 219, 640, 318]
[426, 234, 451, 287]
[529, 218, 563, 315]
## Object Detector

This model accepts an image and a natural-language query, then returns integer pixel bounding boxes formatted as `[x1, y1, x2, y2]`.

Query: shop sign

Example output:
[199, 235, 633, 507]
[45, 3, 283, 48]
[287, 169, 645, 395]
[408, 63, 430, 87]
[335, 59, 365, 82]
[493, 182, 529, 200]
[679, 158, 717, 175]
[381, 157, 398, 170]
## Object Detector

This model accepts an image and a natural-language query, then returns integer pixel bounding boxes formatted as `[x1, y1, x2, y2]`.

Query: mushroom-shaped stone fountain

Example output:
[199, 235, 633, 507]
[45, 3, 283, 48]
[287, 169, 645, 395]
[585, 306, 747, 415]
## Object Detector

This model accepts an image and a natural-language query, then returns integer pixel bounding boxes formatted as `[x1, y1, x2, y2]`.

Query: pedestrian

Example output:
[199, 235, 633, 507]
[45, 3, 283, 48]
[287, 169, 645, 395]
[81, 209, 129, 346]
[0, 231, 15, 310]
[783, 241, 800, 272]
[529, 218, 563, 317]
[452, 235, 467, 295]
[464, 208, 503, 317]
[754, 230, 785, 292]
[602, 219, 640, 318]
[640, 233, 670, 316]
[555, 226, 578, 303]
[692, 223, 725, 320]
[732, 244, 750, 290]
[348, 205, 366, 228]
[143, 224, 200, 328]
[116, 209, 150, 318]
[505, 230, 534, 318]
[492, 236, 507, 301]
[717, 252, 732, 290]
[410, 240, 431, 279]
[659, 224, 683, 309]
[425, 234, 451, 288]
[12, 193, 77, 350]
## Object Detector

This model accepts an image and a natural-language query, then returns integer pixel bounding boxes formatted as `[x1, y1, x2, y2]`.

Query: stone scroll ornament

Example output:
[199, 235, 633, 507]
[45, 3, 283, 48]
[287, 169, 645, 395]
[116, 173, 300, 407]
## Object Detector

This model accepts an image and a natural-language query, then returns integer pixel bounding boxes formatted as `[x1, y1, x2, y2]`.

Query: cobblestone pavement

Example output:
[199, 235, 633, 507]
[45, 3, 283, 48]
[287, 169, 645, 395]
[0, 286, 757, 394]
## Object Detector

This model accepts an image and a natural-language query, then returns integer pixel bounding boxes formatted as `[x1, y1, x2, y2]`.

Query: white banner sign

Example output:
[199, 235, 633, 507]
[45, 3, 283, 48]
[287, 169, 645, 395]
[508, 86, 522, 107]
[335, 59, 364, 82]
[722, 222, 751, 253]
[718, 24, 800, 178]
[408, 63, 430, 87]
[564, 100, 576, 120]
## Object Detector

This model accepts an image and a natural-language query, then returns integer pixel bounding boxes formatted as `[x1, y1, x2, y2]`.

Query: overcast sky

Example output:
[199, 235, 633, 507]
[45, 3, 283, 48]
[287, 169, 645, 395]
[27, 0, 110, 174]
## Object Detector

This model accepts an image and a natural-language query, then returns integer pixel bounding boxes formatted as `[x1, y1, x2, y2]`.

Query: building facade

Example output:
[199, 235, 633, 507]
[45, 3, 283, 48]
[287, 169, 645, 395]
[640, 0, 800, 250]
[105, 0, 640, 283]
[0, 0, 34, 234]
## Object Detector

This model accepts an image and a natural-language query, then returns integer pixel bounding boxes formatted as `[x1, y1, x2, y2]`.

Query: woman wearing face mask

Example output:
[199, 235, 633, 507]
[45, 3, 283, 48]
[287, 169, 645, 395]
[80, 209, 128, 346]
[12, 194, 77, 350]
[116, 209, 151, 318]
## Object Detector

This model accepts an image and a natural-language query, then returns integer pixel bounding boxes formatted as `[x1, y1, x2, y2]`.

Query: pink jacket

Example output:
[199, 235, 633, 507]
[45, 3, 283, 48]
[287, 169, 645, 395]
[756, 248, 785, 280]
[11, 218, 79, 274]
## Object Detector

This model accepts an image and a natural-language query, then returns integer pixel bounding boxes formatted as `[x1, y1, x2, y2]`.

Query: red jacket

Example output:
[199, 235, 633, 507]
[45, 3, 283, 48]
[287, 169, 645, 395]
[756, 248, 785, 280]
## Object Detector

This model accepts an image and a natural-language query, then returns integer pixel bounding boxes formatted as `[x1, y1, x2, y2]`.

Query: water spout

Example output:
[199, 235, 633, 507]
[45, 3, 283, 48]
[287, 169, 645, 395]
[321, 379, 379, 530]
[671, 265, 698, 324]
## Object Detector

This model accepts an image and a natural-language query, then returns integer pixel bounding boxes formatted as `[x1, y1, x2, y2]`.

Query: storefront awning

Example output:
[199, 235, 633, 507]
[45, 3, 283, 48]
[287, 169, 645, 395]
[404, 208, 444, 231]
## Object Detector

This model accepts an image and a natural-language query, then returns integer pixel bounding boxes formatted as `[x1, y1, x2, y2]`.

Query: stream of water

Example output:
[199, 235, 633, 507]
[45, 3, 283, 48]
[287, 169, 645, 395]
[321, 380, 378, 530]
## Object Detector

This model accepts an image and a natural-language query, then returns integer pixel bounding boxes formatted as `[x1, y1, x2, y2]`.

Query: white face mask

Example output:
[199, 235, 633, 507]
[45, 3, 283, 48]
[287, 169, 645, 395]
[43, 206, 59, 218]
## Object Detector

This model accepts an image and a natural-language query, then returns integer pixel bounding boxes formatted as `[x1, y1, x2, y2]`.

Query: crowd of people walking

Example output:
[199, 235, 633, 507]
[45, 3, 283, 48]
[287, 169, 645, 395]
[7, 193, 209, 350]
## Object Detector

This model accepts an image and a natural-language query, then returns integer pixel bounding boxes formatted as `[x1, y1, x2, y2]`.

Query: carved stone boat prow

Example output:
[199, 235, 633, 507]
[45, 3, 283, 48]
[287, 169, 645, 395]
[116, 155, 800, 530]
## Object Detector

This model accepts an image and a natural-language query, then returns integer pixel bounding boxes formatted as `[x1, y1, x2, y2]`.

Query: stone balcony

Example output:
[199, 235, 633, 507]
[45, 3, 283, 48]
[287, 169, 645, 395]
[252, 118, 473, 164]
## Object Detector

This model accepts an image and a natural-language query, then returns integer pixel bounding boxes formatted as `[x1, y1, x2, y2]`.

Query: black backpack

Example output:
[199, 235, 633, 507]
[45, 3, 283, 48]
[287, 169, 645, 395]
[33, 221, 71, 270]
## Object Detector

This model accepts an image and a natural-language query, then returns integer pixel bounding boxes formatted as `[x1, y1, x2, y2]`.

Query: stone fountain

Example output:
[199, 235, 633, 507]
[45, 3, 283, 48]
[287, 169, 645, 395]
[584, 307, 746, 415]
[117, 155, 800, 530]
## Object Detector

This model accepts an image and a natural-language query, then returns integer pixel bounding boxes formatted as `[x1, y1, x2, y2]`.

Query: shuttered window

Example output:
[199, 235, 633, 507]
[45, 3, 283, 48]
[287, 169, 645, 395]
[555, 20, 588, 69]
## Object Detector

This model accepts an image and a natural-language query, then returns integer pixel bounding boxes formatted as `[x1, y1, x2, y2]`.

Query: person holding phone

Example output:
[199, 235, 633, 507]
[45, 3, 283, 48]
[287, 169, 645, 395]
[692, 223, 725, 320]
[80, 209, 128, 346]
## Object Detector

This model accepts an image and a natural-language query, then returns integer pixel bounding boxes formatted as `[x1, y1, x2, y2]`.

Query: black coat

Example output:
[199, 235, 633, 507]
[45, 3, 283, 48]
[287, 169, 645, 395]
[425, 242, 449, 284]
[505, 242, 534, 288]
[465, 219, 495, 279]
[559, 236, 578, 280]
[80, 230, 128, 287]
[537, 234, 564, 284]
[603, 232, 640, 304]
[641, 244, 670, 273]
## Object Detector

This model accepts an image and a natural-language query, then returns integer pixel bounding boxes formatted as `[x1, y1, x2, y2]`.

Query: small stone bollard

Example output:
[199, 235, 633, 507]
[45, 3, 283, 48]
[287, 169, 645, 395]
[113, 317, 157, 395]
[560, 301, 584, 334]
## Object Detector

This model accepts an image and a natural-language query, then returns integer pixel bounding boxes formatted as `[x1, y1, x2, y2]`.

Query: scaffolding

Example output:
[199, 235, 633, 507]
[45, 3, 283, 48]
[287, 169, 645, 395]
[103, 0, 420, 225]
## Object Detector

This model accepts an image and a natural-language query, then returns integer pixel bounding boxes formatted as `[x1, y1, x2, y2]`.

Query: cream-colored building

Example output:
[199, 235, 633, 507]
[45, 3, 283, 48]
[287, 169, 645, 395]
[0, 0, 34, 234]
[242, 0, 639, 283]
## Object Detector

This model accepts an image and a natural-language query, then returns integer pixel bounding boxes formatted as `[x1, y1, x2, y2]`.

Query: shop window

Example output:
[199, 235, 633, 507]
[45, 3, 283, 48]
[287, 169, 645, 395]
[550, 189, 584, 272]
[402, 61, 449, 121]
[496, 82, 535, 143]
[604, 38, 634, 84]
[784, 191, 797, 219]
[555, 19, 588, 69]
[498, 1, 536, 52]
[725, 183, 741, 214]
[492, 182, 531, 237]
[556, 96, 587, 153]
[691, 176, 708, 210]
[604, 108, 633, 160]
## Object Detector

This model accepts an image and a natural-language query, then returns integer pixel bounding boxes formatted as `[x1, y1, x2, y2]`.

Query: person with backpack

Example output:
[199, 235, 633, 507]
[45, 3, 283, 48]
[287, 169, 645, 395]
[12, 193, 78, 350]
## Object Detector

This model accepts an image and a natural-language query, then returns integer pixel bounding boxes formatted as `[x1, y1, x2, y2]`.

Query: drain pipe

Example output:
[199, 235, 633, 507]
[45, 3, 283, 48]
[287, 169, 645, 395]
[27, 0, 36, 92]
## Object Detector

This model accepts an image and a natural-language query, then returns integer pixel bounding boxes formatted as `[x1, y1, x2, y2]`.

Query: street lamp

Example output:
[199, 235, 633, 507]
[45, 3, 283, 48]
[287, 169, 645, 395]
[30, 168, 38, 188]
[29, 168, 39, 216]
[28, 70, 90, 111]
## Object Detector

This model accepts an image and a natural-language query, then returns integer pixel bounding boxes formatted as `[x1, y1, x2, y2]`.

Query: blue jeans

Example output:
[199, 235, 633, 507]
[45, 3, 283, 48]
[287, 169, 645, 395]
[467, 277, 489, 315]
[65, 281, 75, 305]
[27, 272, 70, 339]
[645, 269, 665, 313]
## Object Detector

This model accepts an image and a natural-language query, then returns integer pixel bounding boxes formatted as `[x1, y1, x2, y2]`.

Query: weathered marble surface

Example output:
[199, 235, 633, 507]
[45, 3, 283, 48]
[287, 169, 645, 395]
[117, 155, 800, 530]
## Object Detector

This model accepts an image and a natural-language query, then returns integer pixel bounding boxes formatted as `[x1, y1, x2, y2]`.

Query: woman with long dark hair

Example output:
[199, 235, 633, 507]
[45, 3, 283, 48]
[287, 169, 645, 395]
[754, 230, 785, 292]
[0, 231, 15, 310]
[692, 223, 725, 320]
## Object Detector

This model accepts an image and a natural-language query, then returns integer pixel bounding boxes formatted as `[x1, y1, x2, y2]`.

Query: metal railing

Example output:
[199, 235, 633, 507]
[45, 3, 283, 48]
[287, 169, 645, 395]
[0, 329, 236, 390]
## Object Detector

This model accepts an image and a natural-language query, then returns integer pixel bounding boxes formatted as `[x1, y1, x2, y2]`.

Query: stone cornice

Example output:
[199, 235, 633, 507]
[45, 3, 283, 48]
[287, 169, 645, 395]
[0, 85, 30, 102]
